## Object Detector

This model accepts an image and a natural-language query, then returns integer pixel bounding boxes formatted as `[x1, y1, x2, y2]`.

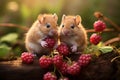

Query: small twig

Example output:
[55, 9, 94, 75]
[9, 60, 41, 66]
[111, 56, 120, 62]
[104, 37, 120, 45]
[0, 23, 29, 31]
[94, 12, 120, 32]
[103, 17, 120, 31]
[86, 28, 114, 33]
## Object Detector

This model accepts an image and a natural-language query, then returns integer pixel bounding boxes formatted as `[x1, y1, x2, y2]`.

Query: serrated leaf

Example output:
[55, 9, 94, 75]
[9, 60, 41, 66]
[0, 44, 11, 57]
[99, 46, 113, 54]
[0, 33, 18, 43]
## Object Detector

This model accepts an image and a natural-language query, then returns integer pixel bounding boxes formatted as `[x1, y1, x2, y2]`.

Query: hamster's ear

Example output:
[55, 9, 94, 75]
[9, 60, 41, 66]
[62, 14, 66, 21]
[38, 14, 45, 24]
[75, 15, 82, 25]
[53, 13, 58, 21]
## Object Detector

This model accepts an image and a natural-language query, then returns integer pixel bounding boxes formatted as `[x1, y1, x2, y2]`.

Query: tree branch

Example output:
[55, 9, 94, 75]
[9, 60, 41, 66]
[104, 37, 120, 45]
[86, 28, 114, 33]
[0, 23, 29, 31]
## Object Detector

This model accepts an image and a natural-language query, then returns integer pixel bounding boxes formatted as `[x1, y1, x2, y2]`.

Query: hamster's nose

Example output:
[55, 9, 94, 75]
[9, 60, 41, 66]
[51, 30, 58, 35]
[64, 30, 70, 36]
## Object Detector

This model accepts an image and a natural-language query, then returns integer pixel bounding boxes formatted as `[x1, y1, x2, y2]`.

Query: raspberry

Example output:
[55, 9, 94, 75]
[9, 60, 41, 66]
[58, 77, 69, 80]
[43, 72, 57, 80]
[53, 54, 63, 68]
[93, 20, 106, 32]
[67, 62, 80, 75]
[57, 43, 69, 56]
[21, 52, 34, 64]
[59, 62, 68, 75]
[90, 33, 102, 45]
[39, 55, 52, 68]
[45, 37, 56, 48]
[78, 54, 91, 67]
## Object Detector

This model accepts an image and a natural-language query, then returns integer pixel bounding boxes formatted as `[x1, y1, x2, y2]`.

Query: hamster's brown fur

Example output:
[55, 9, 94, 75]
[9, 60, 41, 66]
[59, 15, 87, 53]
[25, 14, 58, 57]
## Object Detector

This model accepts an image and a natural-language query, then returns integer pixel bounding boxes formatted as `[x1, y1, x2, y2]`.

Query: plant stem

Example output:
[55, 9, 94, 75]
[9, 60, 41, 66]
[104, 37, 120, 45]
[86, 28, 114, 33]
[53, 65, 56, 73]
[66, 56, 72, 64]
[0, 23, 29, 31]
[111, 56, 120, 62]
[58, 70, 63, 78]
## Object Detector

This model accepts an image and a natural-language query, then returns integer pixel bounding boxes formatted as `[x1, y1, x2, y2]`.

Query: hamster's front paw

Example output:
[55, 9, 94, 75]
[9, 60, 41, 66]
[71, 45, 77, 52]
[40, 41, 48, 48]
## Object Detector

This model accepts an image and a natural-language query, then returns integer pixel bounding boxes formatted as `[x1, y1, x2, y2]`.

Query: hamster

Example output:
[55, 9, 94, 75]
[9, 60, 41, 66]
[25, 14, 58, 57]
[59, 15, 87, 53]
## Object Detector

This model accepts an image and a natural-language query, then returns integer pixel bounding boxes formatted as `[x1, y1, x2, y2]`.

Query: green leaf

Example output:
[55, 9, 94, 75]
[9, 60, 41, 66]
[0, 33, 18, 43]
[97, 42, 104, 47]
[99, 46, 113, 54]
[0, 44, 11, 57]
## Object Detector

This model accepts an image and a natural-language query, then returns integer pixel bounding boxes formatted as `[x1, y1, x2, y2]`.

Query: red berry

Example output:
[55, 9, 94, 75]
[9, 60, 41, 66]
[53, 55, 63, 68]
[93, 20, 106, 32]
[59, 62, 68, 75]
[67, 62, 80, 75]
[21, 52, 34, 64]
[45, 37, 56, 48]
[58, 77, 69, 80]
[78, 54, 91, 67]
[43, 72, 57, 80]
[39, 55, 52, 68]
[57, 43, 69, 56]
[90, 33, 102, 45]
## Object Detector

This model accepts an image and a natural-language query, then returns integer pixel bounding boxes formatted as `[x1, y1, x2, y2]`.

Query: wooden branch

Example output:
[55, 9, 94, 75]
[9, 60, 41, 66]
[104, 37, 120, 45]
[103, 17, 120, 31]
[86, 28, 114, 33]
[0, 23, 29, 31]
[94, 12, 120, 32]
[0, 23, 116, 33]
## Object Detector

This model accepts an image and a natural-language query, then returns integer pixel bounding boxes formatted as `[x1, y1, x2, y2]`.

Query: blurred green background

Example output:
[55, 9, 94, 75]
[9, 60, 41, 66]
[0, 0, 120, 28]
[0, 0, 119, 58]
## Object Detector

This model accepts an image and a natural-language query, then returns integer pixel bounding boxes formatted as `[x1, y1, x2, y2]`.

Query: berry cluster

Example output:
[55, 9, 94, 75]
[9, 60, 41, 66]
[21, 52, 34, 64]
[90, 20, 106, 45]
[43, 72, 57, 80]
[53, 54, 63, 68]
[40, 43, 92, 80]
[44, 37, 56, 48]
[21, 37, 92, 80]
[90, 33, 102, 45]
[21, 37, 56, 64]
[93, 20, 106, 32]
[67, 62, 80, 75]
[39, 55, 52, 68]
[56, 43, 69, 56]
[78, 54, 91, 67]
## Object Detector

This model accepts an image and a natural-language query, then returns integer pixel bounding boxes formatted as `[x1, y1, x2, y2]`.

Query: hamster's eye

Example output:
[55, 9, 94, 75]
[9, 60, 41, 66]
[62, 24, 64, 27]
[71, 25, 75, 29]
[46, 23, 51, 28]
